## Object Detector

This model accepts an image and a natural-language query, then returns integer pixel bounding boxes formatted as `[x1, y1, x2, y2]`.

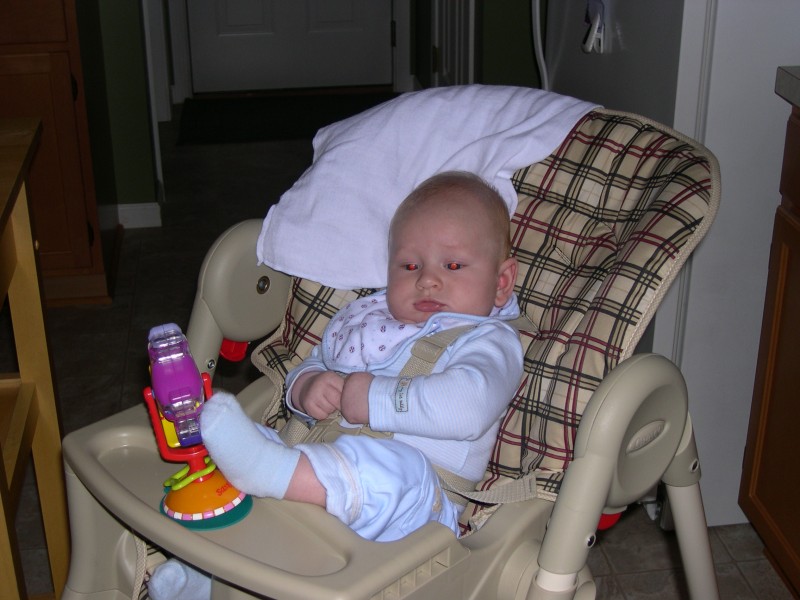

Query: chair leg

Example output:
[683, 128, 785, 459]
[665, 482, 720, 600]
[1, 465, 27, 599]
[32, 399, 72, 595]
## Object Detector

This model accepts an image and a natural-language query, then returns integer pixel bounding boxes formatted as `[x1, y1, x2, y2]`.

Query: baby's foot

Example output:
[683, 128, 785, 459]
[200, 392, 301, 498]
[147, 559, 211, 600]
[199, 389, 251, 433]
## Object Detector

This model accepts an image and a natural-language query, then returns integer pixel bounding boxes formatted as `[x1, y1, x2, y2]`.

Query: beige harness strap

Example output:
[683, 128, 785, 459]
[397, 325, 476, 377]
[436, 468, 542, 505]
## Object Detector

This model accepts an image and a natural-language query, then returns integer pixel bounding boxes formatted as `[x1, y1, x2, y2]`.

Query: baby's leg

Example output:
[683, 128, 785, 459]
[200, 391, 307, 499]
[202, 394, 456, 541]
[297, 437, 459, 542]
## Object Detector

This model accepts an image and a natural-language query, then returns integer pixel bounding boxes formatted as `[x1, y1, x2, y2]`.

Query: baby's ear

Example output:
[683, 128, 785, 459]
[495, 257, 518, 306]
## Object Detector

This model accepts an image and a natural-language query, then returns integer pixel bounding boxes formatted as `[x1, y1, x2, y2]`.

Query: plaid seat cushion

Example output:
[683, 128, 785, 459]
[253, 279, 377, 428]
[467, 110, 718, 519]
[251, 108, 719, 528]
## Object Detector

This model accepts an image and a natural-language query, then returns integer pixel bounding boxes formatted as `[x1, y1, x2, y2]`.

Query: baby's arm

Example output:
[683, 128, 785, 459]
[340, 372, 373, 424]
[369, 323, 523, 440]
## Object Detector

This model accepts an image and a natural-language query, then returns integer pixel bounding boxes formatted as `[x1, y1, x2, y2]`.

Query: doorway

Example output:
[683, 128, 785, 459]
[186, 0, 394, 93]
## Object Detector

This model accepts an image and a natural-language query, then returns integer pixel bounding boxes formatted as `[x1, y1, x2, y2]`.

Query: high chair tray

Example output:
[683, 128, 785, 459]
[62, 399, 479, 599]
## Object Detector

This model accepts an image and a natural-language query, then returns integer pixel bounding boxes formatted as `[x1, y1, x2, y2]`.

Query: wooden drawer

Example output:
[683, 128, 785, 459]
[740, 205, 800, 596]
[0, 0, 67, 45]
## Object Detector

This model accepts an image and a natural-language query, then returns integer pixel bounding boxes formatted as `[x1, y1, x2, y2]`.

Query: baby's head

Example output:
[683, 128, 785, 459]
[386, 172, 518, 324]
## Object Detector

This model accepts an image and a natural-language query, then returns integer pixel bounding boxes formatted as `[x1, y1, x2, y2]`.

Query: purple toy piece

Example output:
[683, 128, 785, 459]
[147, 323, 205, 447]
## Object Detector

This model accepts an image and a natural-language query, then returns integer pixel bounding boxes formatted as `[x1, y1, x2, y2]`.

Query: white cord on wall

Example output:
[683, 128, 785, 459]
[532, 0, 551, 90]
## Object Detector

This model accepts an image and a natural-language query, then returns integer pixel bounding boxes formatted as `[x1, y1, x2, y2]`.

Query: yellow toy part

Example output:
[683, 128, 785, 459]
[160, 415, 181, 448]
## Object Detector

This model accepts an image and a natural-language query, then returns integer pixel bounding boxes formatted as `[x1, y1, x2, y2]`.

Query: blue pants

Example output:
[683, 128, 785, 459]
[258, 425, 460, 541]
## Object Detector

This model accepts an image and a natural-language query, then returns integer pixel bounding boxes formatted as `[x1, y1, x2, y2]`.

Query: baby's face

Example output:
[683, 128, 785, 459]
[386, 194, 510, 324]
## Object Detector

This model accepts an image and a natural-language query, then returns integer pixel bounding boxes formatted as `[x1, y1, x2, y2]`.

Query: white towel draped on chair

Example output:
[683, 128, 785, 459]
[257, 85, 597, 289]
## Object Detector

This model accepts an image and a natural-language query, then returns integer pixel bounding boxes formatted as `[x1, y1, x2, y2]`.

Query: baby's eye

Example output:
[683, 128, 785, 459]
[446, 262, 462, 271]
[403, 264, 419, 271]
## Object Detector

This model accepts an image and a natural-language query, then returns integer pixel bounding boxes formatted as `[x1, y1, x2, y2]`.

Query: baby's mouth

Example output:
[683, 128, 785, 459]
[414, 299, 445, 312]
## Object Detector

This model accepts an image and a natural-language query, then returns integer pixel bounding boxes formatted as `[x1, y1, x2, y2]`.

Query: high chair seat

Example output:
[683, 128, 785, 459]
[61, 106, 721, 600]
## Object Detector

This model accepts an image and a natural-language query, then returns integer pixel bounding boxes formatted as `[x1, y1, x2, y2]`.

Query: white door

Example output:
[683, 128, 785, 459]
[187, 0, 393, 93]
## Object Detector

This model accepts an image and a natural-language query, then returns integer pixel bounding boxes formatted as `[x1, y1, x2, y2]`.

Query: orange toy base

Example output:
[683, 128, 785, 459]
[163, 469, 248, 522]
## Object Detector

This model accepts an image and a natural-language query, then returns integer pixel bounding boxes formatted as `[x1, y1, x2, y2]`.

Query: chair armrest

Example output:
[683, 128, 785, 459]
[186, 219, 291, 378]
[537, 353, 689, 583]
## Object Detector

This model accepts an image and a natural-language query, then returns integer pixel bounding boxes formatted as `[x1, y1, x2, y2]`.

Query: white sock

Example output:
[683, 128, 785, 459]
[200, 391, 301, 498]
[147, 558, 211, 600]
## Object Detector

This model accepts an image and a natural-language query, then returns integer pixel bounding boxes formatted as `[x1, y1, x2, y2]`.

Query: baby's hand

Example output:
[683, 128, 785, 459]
[292, 371, 344, 420]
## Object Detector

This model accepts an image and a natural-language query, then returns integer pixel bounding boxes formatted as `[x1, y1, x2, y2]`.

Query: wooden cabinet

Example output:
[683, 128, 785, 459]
[0, 0, 108, 303]
[740, 102, 800, 596]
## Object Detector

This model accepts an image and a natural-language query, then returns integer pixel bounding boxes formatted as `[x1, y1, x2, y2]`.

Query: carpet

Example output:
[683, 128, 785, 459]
[178, 91, 398, 144]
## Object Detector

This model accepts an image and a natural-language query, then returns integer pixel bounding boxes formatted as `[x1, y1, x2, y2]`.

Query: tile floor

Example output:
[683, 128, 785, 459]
[7, 111, 795, 599]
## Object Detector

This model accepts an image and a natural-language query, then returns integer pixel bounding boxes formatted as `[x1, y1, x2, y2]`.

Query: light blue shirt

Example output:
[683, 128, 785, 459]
[286, 290, 524, 482]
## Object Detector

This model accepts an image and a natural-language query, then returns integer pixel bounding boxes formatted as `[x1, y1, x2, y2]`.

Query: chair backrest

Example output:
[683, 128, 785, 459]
[252, 108, 719, 524]
[483, 109, 719, 506]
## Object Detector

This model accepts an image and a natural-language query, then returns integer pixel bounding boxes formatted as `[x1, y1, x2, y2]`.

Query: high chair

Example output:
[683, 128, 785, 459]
[61, 106, 721, 600]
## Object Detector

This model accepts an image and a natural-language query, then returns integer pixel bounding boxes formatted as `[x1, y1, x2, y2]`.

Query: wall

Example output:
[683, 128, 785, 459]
[75, 1, 115, 211]
[480, 0, 539, 87]
[76, 0, 160, 229]
[545, 0, 684, 125]
[661, 0, 800, 525]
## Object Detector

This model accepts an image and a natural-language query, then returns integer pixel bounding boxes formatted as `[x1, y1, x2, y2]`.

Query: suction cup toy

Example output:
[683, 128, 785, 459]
[143, 323, 252, 529]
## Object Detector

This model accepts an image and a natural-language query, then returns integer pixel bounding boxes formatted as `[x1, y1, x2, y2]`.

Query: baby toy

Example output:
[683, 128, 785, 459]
[142, 323, 251, 529]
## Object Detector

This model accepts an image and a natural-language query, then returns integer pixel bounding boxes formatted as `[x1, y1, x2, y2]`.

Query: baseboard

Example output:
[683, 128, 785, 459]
[98, 202, 162, 230]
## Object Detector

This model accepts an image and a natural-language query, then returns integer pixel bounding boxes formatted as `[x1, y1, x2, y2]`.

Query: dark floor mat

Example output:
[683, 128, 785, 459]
[178, 91, 398, 144]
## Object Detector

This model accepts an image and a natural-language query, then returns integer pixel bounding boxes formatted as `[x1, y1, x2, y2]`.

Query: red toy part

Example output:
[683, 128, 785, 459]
[220, 338, 249, 362]
[598, 511, 622, 530]
[142, 372, 214, 476]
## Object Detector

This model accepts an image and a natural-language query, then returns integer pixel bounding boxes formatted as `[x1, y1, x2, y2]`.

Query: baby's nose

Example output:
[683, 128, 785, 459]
[416, 267, 441, 288]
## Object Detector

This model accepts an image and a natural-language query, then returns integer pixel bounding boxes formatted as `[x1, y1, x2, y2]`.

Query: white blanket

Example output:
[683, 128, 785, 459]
[257, 85, 597, 289]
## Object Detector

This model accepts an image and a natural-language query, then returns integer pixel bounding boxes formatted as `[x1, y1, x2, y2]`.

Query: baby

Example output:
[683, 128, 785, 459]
[148, 171, 524, 599]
